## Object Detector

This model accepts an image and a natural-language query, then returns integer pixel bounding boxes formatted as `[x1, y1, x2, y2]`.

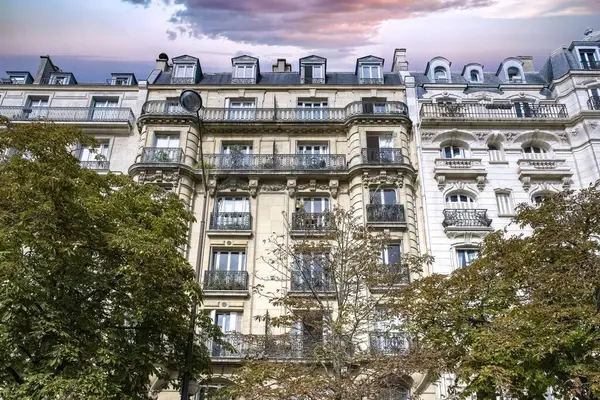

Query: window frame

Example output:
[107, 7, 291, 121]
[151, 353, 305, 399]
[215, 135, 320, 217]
[174, 63, 195, 78]
[360, 64, 382, 79]
[456, 248, 479, 269]
[495, 191, 514, 216]
[234, 63, 255, 79]
[79, 141, 109, 162]
[441, 145, 467, 159]
[211, 249, 247, 272]
[469, 70, 480, 82]
[434, 66, 448, 82]
[507, 67, 522, 82]
[370, 188, 397, 205]
[445, 194, 475, 209]
[154, 133, 180, 148]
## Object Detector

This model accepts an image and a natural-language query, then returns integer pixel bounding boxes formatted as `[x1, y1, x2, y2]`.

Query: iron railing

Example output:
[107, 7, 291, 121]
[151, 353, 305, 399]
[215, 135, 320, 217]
[369, 332, 410, 355]
[39, 78, 70, 85]
[106, 78, 131, 86]
[366, 204, 406, 224]
[581, 61, 600, 70]
[588, 96, 600, 110]
[203, 154, 346, 171]
[434, 78, 449, 84]
[231, 77, 256, 84]
[140, 100, 408, 122]
[301, 77, 325, 84]
[209, 212, 252, 230]
[442, 209, 492, 228]
[140, 147, 183, 163]
[170, 77, 196, 84]
[0, 106, 135, 125]
[291, 212, 334, 232]
[420, 103, 568, 119]
[358, 78, 384, 85]
[210, 333, 325, 359]
[361, 148, 405, 165]
[0, 78, 25, 84]
[203, 270, 248, 291]
[290, 270, 333, 292]
[80, 160, 110, 170]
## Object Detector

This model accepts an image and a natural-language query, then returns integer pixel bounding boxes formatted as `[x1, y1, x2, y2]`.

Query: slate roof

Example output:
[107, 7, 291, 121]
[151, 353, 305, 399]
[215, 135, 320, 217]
[149, 71, 402, 85]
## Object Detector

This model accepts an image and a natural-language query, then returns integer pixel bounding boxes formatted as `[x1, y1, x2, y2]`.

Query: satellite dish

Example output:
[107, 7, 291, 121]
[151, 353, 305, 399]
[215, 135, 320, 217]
[180, 90, 203, 113]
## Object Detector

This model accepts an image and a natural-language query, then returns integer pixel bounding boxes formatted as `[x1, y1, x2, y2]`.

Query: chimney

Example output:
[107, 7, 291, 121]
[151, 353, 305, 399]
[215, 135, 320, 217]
[272, 58, 291, 72]
[156, 53, 170, 72]
[518, 56, 534, 73]
[392, 48, 408, 72]
[34, 55, 59, 84]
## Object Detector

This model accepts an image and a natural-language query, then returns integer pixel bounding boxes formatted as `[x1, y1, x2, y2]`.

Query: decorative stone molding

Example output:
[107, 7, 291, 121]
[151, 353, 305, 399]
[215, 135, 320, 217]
[329, 179, 339, 198]
[286, 178, 297, 197]
[138, 170, 180, 186]
[420, 131, 437, 143]
[217, 177, 249, 192]
[207, 176, 217, 197]
[517, 159, 572, 192]
[445, 227, 492, 240]
[248, 178, 259, 198]
[524, 179, 571, 194]
[433, 158, 487, 191]
[259, 183, 286, 192]
[297, 180, 329, 192]
[442, 181, 480, 195]
[362, 171, 404, 188]
[589, 121, 599, 131]
[568, 127, 579, 137]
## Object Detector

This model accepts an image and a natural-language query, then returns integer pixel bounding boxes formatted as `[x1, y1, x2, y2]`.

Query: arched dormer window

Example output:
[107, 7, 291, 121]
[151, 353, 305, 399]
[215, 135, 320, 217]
[507, 67, 522, 82]
[441, 145, 467, 159]
[470, 70, 480, 82]
[434, 66, 448, 83]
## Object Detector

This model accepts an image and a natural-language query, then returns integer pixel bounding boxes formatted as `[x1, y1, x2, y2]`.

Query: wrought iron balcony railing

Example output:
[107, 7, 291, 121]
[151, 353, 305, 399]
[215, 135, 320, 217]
[301, 77, 325, 84]
[581, 61, 600, 70]
[231, 77, 256, 84]
[369, 332, 410, 355]
[209, 212, 252, 230]
[203, 270, 248, 291]
[588, 96, 600, 111]
[361, 148, 405, 165]
[290, 270, 333, 292]
[442, 209, 492, 228]
[366, 204, 406, 224]
[39, 78, 70, 85]
[203, 154, 346, 171]
[140, 100, 408, 123]
[0, 106, 135, 126]
[170, 77, 196, 84]
[358, 78, 384, 85]
[210, 333, 325, 359]
[140, 147, 183, 163]
[80, 160, 110, 170]
[420, 103, 568, 120]
[291, 212, 334, 232]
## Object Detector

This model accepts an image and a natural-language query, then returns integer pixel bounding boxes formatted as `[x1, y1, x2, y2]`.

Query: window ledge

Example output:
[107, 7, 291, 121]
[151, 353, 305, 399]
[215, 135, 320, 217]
[207, 230, 253, 237]
[497, 213, 516, 218]
[203, 290, 249, 298]
[488, 160, 509, 165]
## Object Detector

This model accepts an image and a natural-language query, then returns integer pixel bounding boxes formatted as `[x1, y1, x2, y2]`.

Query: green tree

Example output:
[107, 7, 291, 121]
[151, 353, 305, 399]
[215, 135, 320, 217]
[401, 185, 600, 399]
[0, 119, 219, 399]
[224, 208, 434, 400]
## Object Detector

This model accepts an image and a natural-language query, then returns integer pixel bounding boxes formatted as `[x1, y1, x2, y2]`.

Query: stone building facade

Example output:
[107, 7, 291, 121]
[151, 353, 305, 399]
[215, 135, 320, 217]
[1, 28, 600, 399]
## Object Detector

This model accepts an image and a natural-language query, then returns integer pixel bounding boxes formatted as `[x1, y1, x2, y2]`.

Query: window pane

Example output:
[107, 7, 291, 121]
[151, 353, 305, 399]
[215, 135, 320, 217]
[382, 190, 396, 205]
[387, 244, 401, 264]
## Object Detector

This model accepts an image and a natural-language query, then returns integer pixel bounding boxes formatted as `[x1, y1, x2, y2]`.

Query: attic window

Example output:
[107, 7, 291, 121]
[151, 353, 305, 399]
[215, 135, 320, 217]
[234, 64, 255, 79]
[52, 76, 69, 85]
[302, 64, 324, 84]
[359, 64, 382, 84]
[469, 70, 480, 82]
[172, 64, 195, 84]
[507, 67, 522, 83]
[434, 67, 448, 83]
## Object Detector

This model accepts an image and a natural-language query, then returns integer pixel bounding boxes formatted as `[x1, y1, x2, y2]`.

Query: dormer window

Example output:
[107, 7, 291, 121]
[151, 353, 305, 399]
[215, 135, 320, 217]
[173, 64, 195, 83]
[231, 55, 259, 84]
[234, 64, 254, 79]
[300, 56, 327, 84]
[51, 75, 69, 85]
[361, 65, 381, 80]
[357, 56, 384, 85]
[579, 49, 599, 70]
[507, 67, 522, 83]
[434, 67, 448, 83]
[470, 70, 480, 82]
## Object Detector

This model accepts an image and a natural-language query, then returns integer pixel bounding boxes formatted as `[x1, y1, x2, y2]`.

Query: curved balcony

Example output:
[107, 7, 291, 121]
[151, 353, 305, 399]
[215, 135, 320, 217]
[139, 100, 408, 125]
[361, 148, 407, 165]
[140, 147, 183, 164]
[0, 106, 135, 127]
[442, 209, 492, 228]
[209, 333, 325, 360]
[588, 96, 600, 111]
[420, 103, 568, 124]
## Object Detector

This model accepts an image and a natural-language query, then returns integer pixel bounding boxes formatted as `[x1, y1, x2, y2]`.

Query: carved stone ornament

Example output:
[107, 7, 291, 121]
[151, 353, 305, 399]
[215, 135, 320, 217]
[504, 132, 518, 144]
[521, 179, 571, 193]
[259, 183, 286, 192]
[248, 178, 259, 198]
[474, 131, 489, 144]
[207, 176, 217, 197]
[589, 121, 599, 131]
[217, 177, 249, 192]
[436, 175, 446, 191]
[568, 127, 579, 137]
[558, 131, 568, 143]
[476, 175, 486, 191]
[421, 131, 437, 143]
[443, 181, 479, 194]
[329, 179, 339, 199]
[286, 178, 297, 198]
[138, 170, 180, 186]
[296, 179, 330, 192]
[362, 171, 404, 188]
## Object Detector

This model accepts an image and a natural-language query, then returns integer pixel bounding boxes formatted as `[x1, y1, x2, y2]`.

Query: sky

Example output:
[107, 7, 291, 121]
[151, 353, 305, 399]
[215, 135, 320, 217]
[0, 0, 599, 81]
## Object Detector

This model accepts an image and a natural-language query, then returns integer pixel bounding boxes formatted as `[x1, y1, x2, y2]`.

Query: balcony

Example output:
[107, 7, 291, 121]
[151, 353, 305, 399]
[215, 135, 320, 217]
[291, 212, 334, 234]
[203, 154, 346, 172]
[442, 209, 493, 239]
[361, 148, 406, 165]
[588, 96, 600, 110]
[517, 158, 572, 191]
[140, 147, 183, 164]
[139, 100, 408, 124]
[209, 212, 252, 231]
[420, 103, 568, 122]
[0, 106, 135, 128]
[210, 333, 325, 360]
[366, 204, 406, 226]
[581, 61, 600, 70]
[80, 160, 110, 170]
[369, 332, 410, 355]
[203, 270, 248, 292]
[290, 271, 333, 293]
[433, 158, 487, 191]
[231, 77, 256, 85]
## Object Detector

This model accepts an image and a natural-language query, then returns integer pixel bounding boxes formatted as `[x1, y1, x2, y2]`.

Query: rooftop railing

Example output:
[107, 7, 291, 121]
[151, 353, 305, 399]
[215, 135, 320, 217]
[0, 106, 135, 126]
[581, 61, 600, 70]
[140, 100, 408, 123]
[420, 103, 568, 120]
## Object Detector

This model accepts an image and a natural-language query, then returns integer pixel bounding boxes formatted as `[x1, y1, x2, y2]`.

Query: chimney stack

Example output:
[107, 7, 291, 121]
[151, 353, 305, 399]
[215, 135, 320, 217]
[392, 48, 408, 72]
[34, 55, 59, 84]
[272, 58, 291, 72]
[156, 53, 170, 72]
[518, 56, 535, 73]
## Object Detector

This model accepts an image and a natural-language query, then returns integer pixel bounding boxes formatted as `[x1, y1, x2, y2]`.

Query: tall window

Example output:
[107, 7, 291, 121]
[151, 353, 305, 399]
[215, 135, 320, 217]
[234, 64, 254, 79]
[446, 194, 475, 209]
[457, 249, 478, 268]
[211, 311, 243, 356]
[434, 66, 448, 82]
[303, 64, 324, 82]
[470, 70, 480, 82]
[80, 141, 109, 162]
[579, 50, 597, 69]
[174, 64, 195, 78]
[213, 198, 250, 229]
[381, 243, 402, 266]
[155, 134, 179, 148]
[507, 67, 522, 82]
[488, 143, 504, 162]
[292, 253, 330, 292]
[495, 191, 514, 216]
[92, 98, 119, 120]
[370, 188, 397, 205]
[25, 96, 49, 119]
[212, 250, 246, 272]
[366, 135, 395, 163]
[227, 99, 255, 120]
[441, 145, 466, 159]
[297, 100, 328, 120]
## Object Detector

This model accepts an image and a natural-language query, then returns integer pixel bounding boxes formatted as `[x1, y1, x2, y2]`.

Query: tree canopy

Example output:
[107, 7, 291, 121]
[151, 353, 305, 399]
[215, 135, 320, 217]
[402, 184, 600, 399]
[0, 119, 218, 399]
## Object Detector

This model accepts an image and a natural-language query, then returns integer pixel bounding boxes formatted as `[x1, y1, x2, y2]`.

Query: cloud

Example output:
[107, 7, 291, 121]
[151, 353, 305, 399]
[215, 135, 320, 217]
[122, 0, 500, 48]
[166, 29, 177, 40]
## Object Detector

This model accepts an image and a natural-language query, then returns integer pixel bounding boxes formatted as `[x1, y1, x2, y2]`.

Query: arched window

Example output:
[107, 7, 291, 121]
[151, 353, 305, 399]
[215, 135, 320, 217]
[434, 66, 448, 82]
[488, 143, 504, 161]
[380, 386, 410, 400]
[522, 145, 548, 159]
[470, 70, 480, 82]
[441, 145, 467, 159]
[507, 67, 521, 82]
[445, 194, 475, 209]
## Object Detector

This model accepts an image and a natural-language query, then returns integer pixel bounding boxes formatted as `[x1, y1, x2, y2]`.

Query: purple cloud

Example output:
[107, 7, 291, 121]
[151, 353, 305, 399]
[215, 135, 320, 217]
[122, 0, 500, 48]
